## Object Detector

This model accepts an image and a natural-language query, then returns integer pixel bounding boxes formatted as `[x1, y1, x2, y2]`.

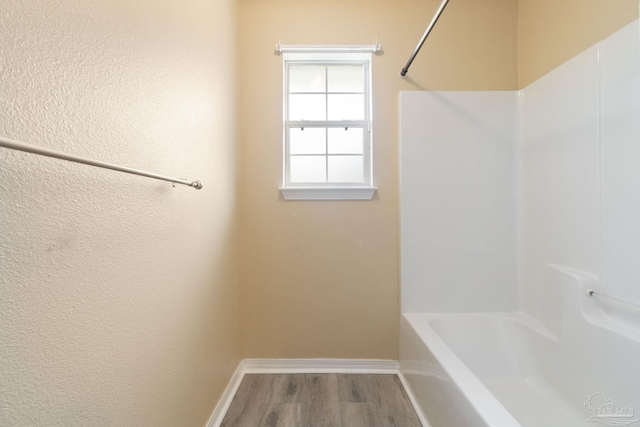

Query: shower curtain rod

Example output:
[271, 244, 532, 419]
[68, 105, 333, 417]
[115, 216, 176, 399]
[0, 136, 203, 190]
[400, 0, 451, 77]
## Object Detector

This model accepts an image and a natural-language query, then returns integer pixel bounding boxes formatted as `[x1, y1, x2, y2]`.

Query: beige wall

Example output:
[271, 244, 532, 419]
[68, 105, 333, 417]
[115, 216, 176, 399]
[238, 0, 518, 360]
[6, 0, 634, 423]
[0, 1, 239, 426]
[518, 0, 638, 87]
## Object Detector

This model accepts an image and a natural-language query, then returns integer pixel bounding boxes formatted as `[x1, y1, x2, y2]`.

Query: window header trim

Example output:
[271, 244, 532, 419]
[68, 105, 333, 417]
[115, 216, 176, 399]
[275, 40, 381, 55]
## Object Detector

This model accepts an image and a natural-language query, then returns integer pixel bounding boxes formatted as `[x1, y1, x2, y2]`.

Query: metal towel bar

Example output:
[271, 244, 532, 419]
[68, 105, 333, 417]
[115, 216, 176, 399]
[587, 290, 640, 315]
[0, 136, 202, 190]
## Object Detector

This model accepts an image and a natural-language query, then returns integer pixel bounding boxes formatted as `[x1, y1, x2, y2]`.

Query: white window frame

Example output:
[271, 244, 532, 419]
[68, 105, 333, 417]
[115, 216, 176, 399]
[279, 51, 376, 200]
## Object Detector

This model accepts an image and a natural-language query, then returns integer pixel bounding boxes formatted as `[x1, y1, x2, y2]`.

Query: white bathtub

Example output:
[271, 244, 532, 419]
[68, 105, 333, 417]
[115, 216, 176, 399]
[400, 266, 640, 427]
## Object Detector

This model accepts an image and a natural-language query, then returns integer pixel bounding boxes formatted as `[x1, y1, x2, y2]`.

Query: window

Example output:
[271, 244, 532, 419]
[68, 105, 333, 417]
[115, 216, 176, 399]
[280, 51, 376, 200]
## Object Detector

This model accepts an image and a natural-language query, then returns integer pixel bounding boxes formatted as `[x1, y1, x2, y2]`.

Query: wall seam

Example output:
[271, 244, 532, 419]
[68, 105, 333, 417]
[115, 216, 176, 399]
[515, 89, 525, 311]
[596, 42, 604, 290]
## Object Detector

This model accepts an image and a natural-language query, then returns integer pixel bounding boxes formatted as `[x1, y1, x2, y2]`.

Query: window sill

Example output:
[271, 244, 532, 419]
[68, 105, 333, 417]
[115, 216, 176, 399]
[280, 186, 377, 200]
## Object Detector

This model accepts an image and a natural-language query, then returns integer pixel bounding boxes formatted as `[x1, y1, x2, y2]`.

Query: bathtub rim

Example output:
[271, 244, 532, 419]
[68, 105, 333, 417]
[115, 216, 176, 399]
[401, 312, 526, 427]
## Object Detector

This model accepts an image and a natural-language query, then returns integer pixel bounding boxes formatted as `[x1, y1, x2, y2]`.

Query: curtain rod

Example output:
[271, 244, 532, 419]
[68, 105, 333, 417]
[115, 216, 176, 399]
[275, 38, 382, 54]
[0, 136, 203, 190]
[400, 0, 451, 77]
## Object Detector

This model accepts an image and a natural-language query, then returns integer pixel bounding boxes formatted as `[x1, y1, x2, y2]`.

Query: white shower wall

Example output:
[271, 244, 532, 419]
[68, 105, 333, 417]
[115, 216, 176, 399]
[400, 19, 640, 314]
[521, 20, 640, 314]
[399, 92, 518, 313]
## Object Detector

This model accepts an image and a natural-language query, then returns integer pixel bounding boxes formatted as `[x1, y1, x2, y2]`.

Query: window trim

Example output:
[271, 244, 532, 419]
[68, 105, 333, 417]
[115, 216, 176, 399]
[280, 186, 377, 201]
[280, 52, 376, 200]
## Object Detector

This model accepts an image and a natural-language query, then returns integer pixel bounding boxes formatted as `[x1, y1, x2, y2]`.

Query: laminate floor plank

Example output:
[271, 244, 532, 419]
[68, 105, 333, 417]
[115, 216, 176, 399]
[257, 403, 302, 427]
[339, 403, 377, 427]
[220, 373, 421, 427]
[337, 374, 374, 403]
[268, 374, 308, 404]
[221, 374, 274, 427]
[369, 374, 422, 427]
[303, 374, 340, 427]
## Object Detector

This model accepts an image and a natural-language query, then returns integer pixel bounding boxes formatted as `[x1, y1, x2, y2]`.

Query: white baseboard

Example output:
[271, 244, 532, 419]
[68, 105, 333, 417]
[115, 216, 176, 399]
[397, 370, 432, 427]
[242, 358, 400, 374]
[205, 358, 429, 427]
[205, 361, 246, 427]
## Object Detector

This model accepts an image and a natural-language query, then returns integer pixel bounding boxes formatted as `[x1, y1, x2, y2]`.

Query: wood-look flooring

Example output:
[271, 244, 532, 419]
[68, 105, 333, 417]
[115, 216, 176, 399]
[220, 374, 422, 427]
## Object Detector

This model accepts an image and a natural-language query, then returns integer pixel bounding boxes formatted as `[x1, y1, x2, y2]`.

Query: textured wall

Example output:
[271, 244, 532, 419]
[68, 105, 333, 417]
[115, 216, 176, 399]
[0, 1, 239, 426]
[518, 0, 638, 87]
[238, 0, 518, 360]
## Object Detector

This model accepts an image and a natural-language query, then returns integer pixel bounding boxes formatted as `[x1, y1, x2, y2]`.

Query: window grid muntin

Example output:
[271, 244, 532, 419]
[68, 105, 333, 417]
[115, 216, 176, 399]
[287, 61, 367, 122]
[284, 58, 371, 187]
[285, 123, 369, 186]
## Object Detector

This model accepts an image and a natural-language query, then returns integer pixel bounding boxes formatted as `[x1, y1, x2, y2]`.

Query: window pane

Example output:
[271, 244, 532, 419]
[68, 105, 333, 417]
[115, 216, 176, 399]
[289, 94, 326, 120]
[328, 128, 363, 154]
[290, 155, 327, 183]
[289, 66, 325, 93]
[327, 94, 364, 120]
[328, 155, 364, 183]
[290, 128, 326, 155]
[328, 65, 364, 93]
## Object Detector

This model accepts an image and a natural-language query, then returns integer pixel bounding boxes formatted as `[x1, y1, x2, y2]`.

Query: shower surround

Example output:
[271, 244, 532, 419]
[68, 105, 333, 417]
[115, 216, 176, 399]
[399, 20, 640, 427]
